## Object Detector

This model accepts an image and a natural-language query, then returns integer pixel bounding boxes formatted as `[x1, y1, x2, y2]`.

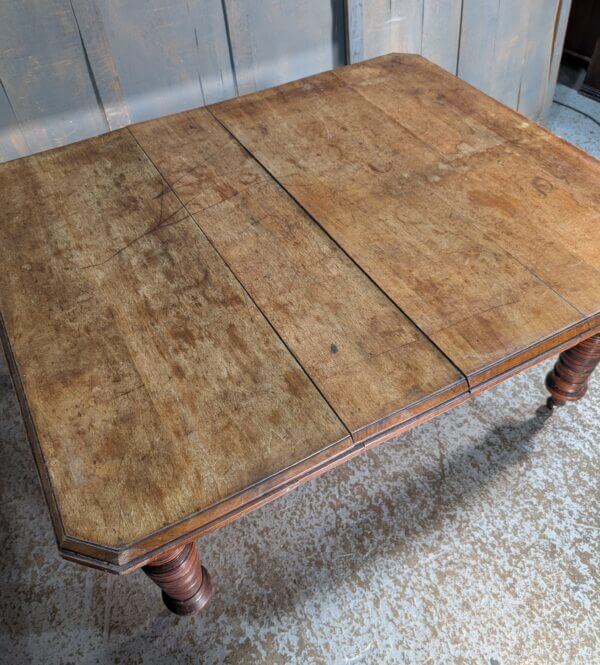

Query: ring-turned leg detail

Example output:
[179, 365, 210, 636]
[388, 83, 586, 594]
[142, 542, 212, 616]
[545, 334, 600, 408]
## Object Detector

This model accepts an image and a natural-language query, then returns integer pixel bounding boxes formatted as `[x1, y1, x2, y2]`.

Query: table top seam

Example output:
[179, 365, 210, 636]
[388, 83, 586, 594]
[205, 105, 472, 395]
[126, 125, 354, 440]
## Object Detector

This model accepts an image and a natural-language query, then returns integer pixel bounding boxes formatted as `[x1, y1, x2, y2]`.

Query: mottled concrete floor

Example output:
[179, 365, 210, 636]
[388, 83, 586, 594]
[546, 81, 600, 157]
[1, 83, 599, 665]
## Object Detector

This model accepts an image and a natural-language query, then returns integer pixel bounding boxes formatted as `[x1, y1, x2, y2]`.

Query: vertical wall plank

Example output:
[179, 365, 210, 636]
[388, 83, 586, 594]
[0, 81, 29, 163]
[421, 0, 462, 73]
[456, 0, 498, 94]
[517, 0, 557, 118]
[347, 0, 463, 71]
[389, 0, 424, 55]
[345, 0, 425, 62]
[77, 0, 201, 125]
[188, 0, 238, 104]
[78, 0, 235, 124]
[70, 0, 131, 130]
[0, 0, 575, 163]
[345, 0, 365, 63]
[224, 0, 346, 95]
[489, 0, 531, 107]
[0, 0, 108, 155]
[542, 0, 572, 118]
[458, 0, 531, 108]
[346, 0, 566, 121]
[458, 0, 567, 118]
[359, 0, 395, 60]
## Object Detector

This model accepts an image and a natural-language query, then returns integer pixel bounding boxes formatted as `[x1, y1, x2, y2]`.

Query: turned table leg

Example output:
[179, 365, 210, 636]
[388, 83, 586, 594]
[142, 541, 212, 616]
[545, 334, 600, 408]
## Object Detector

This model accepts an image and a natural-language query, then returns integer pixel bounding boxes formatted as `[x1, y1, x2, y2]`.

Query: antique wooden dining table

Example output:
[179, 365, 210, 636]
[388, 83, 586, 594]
[1, 54, 599, 616]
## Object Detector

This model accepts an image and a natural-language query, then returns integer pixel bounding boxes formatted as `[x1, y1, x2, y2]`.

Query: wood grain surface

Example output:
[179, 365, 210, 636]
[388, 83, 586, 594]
[0, 54, 598, 571]
[212, 54, 600, 386]
[130, 108, 467, 442]
[0, 129, 351, 550]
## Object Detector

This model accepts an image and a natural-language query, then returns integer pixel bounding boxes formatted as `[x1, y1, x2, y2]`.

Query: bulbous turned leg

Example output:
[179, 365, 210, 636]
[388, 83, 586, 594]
[142, 542, 212, 616]
[545, 334, 600, 409]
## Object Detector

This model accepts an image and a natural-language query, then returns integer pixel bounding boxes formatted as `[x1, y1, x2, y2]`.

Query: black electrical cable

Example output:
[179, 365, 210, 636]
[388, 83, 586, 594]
[552, 99, 600, 128]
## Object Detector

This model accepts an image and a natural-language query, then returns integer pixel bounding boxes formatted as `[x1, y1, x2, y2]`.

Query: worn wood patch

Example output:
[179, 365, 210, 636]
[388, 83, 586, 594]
[0, 51, 597, 572]
[212, 55, 599, 385]
[131, 108, 467, 441]
[0, 130, 351, 548]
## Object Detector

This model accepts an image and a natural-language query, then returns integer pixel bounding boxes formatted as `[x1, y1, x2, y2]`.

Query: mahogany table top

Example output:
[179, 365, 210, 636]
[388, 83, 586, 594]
[0, 54, 598, 572]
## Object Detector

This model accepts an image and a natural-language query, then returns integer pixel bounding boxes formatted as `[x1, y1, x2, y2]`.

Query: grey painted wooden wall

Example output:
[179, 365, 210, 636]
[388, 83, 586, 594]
[346, 0, 572, 118]
[0, 0, 570, 163]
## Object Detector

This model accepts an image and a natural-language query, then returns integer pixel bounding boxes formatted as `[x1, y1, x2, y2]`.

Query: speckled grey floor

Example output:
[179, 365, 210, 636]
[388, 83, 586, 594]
[1, 80, 599, 665]
[546, 82, 600, 157]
